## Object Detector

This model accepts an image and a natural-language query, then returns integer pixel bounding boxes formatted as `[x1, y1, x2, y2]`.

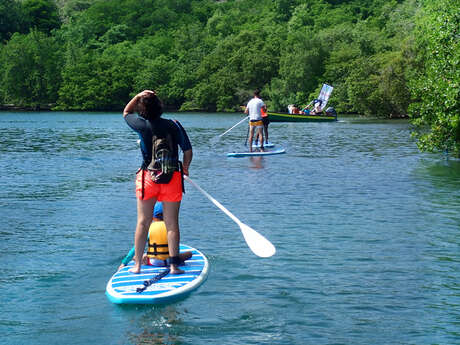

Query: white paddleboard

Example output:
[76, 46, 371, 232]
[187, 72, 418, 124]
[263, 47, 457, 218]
[227, 148, 286, 157]
[106, 244, 208, 304]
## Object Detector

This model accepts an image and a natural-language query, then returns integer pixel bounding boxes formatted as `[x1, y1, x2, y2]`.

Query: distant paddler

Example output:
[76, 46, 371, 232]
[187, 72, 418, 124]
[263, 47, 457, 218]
[244, 89, 267, 152]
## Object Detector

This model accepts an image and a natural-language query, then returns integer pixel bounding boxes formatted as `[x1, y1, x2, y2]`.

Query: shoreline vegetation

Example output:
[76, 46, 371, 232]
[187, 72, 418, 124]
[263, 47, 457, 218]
[0, 104, 411, 119]
[0, 0, 457, 153]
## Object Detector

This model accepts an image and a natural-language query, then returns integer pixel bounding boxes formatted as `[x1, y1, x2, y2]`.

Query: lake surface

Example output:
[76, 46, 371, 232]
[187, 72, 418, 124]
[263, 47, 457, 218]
[0, 111, 459, 345]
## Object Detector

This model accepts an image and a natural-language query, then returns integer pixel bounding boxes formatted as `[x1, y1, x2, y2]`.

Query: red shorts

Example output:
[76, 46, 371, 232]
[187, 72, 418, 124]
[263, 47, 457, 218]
[136, 170, 182, 202]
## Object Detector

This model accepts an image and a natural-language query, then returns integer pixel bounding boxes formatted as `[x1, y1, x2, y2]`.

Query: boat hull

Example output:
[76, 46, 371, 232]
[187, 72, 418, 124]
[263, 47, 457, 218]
[268, 112, 337, 122]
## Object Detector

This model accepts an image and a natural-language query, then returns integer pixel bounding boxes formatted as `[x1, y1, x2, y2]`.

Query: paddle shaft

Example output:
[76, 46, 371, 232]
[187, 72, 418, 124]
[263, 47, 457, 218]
[219, 116, 248, 137]
[184, 176, 241, 225]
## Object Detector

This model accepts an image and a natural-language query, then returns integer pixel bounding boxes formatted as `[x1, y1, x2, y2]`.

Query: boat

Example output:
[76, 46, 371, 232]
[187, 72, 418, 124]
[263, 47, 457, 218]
[267, 112, 337, 122]
[269, 83, 337, 122]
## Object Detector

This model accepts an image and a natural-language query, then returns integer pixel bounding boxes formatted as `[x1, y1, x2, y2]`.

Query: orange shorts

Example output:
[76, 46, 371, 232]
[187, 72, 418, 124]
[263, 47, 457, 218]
[136, 170, 182, 202]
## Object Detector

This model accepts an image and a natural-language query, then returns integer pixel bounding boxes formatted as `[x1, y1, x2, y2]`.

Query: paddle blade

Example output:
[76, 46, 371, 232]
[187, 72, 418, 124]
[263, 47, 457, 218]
[239, 223, 276, 258]
[184, 176, 276, 258]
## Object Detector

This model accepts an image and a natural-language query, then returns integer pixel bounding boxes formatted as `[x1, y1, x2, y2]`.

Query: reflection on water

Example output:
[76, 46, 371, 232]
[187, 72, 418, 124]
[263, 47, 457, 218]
[249, 156, 264, 169]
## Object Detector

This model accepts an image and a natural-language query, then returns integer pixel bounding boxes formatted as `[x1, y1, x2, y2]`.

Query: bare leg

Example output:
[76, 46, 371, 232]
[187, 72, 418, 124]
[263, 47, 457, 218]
[257, 128, 264, 151]
[179, 251, 193, 262]
[248, 126, 255, 152]
[129, 198, 156, 274]
[264, 124, 269, 144]
[163, 201, 184, 274]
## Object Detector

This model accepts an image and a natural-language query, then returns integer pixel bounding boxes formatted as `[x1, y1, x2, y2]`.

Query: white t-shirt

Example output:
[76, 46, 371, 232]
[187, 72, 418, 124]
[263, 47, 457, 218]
[246, 98, 265, 121]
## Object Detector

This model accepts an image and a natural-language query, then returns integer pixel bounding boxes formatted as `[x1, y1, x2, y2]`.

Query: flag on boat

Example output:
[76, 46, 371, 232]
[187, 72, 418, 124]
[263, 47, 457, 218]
[317, 84, 333, 111]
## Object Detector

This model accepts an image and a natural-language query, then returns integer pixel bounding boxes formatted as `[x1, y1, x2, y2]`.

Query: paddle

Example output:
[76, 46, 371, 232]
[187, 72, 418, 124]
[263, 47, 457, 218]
[184, 176, 276, 258]
[244, 125, 249, 147]
[137, 268, 171, 293]
[219, 116, 249, 138]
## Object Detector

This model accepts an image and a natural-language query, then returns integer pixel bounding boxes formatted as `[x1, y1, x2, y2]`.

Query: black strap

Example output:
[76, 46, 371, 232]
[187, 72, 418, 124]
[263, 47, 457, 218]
[147, 243, 169, 256]
[168, 256, 181, 265]
[141, 169, 145, 200]
[137, 268, 170, 293]
[135, 168, 146, 200]
[179, 161, 185, 193]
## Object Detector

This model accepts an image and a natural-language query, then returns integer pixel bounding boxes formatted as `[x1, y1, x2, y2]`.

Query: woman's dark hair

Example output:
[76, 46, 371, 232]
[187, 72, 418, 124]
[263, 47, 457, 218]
[138, 93, 163, 120]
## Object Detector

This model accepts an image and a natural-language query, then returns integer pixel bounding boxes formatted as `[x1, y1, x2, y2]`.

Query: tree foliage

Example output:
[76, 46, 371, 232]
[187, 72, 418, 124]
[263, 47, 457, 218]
[0, 0, 25, 43]
[0, 0, 458, 155]
[1, 30, 62, 107]
[22, 0, 61, 34]
[409, 0, 460, 156]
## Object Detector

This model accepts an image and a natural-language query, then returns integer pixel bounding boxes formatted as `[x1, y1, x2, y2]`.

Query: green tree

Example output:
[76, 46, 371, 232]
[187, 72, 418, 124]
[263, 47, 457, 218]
[0, 0, 25, 42]
[185, 23, 282, 111]
[57, 42, 141, 110]
[22, 0, 61, 34]
[409, 0, 460, 155]
[0, 0, 435, 116]
[1, 30, 62, 108]
[57, 0, 93, 23]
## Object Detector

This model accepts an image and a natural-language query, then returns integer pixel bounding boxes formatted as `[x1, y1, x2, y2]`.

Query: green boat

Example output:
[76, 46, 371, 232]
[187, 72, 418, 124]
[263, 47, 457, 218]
[267, 111, 337, 122]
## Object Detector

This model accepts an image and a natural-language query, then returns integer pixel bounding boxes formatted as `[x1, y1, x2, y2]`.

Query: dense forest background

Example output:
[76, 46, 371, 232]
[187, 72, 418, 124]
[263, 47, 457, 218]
[0, 0, 458, 153]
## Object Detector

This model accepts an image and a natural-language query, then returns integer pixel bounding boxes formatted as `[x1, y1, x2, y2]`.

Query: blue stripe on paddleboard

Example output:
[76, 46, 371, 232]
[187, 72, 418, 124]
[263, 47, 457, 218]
[120, 260, 205, 271]
[114, 267, 201, 280]
[116, 264, 202, 274]
[112, 273, 201, 285]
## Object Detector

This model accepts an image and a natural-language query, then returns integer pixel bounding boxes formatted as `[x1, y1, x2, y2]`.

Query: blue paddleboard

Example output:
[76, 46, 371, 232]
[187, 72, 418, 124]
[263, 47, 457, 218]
[106, 244, 208, 304]
[227, 148, 286, 158]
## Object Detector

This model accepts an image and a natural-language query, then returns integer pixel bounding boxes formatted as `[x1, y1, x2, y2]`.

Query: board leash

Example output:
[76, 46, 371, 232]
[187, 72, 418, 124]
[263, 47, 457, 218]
[136, 268, 171, 293]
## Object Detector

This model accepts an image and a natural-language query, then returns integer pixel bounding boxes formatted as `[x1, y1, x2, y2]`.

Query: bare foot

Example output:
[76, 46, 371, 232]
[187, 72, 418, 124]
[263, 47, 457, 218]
[129, 265, 141, 274]
[170, 265, 185, 275]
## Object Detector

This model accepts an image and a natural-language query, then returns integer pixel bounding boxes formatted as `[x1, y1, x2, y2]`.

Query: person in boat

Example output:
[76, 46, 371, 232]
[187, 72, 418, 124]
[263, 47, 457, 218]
[302, 106, 311, 115]
[123, 90, 193, 275]
[312, 99, 322, 115]
[288, 104, 302, 114]
[118, 202, 193, 271]
[244, 89, 266, 152]
[294, 105, 302, 114]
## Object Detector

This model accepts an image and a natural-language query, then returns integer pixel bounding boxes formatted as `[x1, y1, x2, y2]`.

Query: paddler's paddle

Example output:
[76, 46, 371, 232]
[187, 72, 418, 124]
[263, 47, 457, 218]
[184, 176, 276, 258]
[219, 116, 249, 137]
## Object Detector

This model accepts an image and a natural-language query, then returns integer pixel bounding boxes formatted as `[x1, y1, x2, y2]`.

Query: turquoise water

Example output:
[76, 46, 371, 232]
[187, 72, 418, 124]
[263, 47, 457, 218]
[1, 111, 459, 345]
